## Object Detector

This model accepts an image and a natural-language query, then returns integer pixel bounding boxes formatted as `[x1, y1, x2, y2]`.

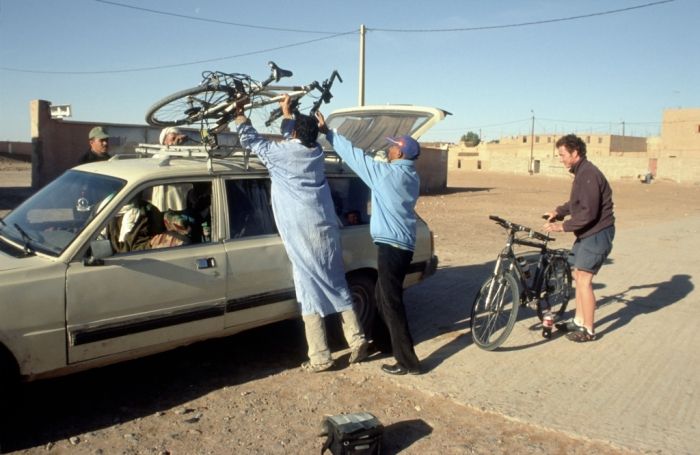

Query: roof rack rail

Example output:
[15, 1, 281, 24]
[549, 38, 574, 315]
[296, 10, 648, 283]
[133, 143, 247, 171]
[134, 143, 240, 158]
[132, 143, 345, 172]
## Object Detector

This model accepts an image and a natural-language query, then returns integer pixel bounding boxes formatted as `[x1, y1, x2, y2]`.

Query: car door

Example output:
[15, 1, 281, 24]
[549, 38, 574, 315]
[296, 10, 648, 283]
[221, 177, 298, 330]
[65, 179, 227, 363]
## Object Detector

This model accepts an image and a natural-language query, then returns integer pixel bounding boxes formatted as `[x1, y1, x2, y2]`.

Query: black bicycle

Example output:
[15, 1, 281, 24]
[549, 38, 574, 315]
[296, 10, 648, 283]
[470, 215, 573, 350]
[145, 61, 342, 134]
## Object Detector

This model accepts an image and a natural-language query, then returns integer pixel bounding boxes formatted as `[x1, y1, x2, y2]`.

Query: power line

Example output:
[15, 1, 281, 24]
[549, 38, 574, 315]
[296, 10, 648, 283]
[93, 0, 338, 34]
[0, 1, 676, 75]
[370, 0, 674, 32]
[0, 31, 357, 74]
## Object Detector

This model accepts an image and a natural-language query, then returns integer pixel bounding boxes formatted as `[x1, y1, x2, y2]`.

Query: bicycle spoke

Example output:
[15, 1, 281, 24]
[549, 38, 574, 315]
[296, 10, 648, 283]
[470, 273, 519, 350]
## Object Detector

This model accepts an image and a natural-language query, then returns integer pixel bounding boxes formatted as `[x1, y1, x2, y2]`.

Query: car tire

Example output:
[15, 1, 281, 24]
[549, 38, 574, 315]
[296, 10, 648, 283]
[347, 273, 377, 335]
[0, 351, 19, 450]
[346, 272, 393, 353]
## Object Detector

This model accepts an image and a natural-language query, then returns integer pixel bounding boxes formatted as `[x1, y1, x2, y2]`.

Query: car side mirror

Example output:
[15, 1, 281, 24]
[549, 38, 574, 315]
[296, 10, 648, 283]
[84, 239, 113, 266]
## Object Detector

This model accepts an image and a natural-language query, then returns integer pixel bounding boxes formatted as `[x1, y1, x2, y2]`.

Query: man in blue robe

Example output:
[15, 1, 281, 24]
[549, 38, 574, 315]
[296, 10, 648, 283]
[234, 96, 367, 372]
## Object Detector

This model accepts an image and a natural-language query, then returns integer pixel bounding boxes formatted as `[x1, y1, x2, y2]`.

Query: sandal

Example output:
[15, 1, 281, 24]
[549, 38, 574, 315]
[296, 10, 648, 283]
[349, 341, 369, 364]
[566, 326, 597, 342]
[555, 318, 582, 333]
[301, 360, 334, 373]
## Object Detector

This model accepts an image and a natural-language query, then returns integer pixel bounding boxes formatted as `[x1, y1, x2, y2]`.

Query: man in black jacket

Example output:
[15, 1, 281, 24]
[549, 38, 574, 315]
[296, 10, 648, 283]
[543, 134, 615, 342]
[79, 126, 111, 164]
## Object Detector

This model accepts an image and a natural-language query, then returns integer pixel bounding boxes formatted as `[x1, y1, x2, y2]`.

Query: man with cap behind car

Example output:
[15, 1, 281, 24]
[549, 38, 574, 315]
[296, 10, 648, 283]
[317, 111, 423, 376]
[79, 126, 111, 164]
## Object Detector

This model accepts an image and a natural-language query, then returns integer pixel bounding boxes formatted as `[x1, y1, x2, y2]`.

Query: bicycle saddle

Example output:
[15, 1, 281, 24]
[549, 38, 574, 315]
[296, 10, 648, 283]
[268, 61, 293, 82]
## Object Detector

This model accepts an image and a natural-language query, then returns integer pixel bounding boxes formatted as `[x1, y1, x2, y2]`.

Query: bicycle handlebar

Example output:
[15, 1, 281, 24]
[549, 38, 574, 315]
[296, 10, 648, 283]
[310, 70, 342, 115]
[263, 69, 343, 127]
[488, 215, 551, 242]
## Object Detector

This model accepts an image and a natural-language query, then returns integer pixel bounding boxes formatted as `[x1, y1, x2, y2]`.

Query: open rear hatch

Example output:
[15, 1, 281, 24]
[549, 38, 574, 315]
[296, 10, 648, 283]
[320, 105, 449, 153]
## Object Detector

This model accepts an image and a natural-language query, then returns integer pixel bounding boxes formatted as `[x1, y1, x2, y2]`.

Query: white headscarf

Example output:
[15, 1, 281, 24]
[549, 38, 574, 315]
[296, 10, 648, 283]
[159, 127, 182, 145]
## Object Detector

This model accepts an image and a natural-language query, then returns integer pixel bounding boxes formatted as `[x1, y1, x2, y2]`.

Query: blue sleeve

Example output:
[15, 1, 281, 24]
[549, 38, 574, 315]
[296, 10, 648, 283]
[236, 121, 275, 169]
[326, 130, 386, 188]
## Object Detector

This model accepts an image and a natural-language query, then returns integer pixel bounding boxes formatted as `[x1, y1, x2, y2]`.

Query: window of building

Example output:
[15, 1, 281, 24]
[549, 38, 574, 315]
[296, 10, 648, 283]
[598, 137, 603, 144]
[522, 136, 527, 143]
[586, 136, 591, 143]
[535, 136, 540, 143]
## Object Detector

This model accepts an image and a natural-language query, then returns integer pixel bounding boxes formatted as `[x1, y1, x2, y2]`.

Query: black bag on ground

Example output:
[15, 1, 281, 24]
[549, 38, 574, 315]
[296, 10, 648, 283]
[321, 412, 383, 454]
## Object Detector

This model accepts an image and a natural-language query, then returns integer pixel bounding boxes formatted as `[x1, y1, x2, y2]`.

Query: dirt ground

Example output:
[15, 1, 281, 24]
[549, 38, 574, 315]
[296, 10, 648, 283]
[1, 156, 698, 454]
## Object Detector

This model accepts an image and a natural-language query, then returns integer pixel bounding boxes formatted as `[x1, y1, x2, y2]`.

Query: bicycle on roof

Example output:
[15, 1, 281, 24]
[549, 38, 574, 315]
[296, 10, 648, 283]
[145, 61, 342, 137]
[470, 215, 573, 351]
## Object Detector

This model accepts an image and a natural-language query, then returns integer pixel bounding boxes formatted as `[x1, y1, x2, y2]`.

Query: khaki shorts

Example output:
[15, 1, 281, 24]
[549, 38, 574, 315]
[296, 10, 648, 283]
[569, 226, 615, 274]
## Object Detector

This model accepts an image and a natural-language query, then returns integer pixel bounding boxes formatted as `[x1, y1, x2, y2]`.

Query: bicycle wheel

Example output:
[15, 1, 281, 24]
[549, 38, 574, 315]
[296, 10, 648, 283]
[145, 85, 235, 127]
[537, 256, 572, 321]
[245, 90, 288, 134]
[470, 272, 520, 350]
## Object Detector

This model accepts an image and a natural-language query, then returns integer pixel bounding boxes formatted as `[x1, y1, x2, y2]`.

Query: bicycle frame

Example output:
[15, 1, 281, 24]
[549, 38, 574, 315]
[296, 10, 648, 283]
[145, 61, 343, 135]
[485, 216, 553, 309]
[201, 64, 342, 127]
[471, 215, 572, 350]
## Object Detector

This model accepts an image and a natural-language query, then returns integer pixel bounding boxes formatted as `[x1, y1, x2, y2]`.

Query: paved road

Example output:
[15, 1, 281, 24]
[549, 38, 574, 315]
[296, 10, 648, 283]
[352, 214, 699, 454]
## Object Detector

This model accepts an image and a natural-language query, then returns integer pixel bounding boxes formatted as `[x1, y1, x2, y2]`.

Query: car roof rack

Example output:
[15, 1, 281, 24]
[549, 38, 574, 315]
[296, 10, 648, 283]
[132, 143, 345, 173]
[133, 143, 252, 172]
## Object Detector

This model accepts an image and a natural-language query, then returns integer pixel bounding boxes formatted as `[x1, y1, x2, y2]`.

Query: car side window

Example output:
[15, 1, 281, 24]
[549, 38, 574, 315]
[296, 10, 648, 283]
[101, 181, 213, 254]
[225, 179, 277, 239]
[328, 177, 371, 227]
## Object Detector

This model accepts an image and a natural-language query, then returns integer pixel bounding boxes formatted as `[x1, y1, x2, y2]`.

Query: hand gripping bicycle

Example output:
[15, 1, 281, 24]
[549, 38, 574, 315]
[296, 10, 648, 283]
[470, 215, 573, 350]
[145, 61, 342, 134]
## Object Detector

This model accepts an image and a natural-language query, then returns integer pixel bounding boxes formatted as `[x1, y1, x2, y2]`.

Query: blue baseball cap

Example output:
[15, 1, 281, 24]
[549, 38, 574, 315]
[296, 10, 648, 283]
[386, 135, 420, 160]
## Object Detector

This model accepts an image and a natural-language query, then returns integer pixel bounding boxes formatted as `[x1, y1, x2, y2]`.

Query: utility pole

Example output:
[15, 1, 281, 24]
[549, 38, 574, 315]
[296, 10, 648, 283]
[529, 110, 535, 174]
[358, 24, 366, 106]
[621, 120, 625, 137]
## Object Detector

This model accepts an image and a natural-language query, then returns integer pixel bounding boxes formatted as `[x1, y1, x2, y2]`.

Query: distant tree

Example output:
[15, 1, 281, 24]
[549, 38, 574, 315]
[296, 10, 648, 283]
[460, 131, 481, 147]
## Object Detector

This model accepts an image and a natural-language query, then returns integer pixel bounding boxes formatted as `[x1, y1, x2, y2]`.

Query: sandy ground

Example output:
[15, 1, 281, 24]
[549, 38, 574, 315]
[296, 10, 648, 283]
[1, 157, 698, 454]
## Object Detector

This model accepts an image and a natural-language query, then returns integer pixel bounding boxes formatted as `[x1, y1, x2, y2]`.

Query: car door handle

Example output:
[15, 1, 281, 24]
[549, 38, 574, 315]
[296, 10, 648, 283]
[196, 257, 217, 269]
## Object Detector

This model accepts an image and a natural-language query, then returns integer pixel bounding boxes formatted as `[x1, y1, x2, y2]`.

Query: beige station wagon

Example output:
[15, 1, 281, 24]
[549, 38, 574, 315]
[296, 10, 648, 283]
[0, 105, 445, 385]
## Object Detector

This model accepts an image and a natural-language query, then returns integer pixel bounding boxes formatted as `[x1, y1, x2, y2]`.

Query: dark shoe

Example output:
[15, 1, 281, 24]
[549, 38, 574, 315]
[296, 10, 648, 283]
[381, 363, 421, 376]
[566, 326, 597, 342]
[555, 318, 582, 333]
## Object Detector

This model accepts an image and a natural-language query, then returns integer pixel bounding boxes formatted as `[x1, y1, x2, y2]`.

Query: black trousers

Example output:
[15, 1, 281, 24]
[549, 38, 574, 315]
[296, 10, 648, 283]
[375, 243, 420, 370]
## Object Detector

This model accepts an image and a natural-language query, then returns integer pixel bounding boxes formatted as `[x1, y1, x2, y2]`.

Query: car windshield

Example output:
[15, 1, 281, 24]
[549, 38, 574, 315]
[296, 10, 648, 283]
[319, 111, 434, 153]
[0, 170, 125, 257]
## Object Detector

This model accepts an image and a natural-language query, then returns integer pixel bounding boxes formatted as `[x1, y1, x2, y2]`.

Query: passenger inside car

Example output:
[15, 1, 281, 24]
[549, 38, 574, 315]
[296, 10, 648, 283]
[150, 210, 195, 249]
[105, 192, 164, 253]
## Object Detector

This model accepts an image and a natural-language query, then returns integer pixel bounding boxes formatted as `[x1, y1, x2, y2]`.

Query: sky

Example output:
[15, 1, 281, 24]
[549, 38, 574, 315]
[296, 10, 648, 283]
[0, 0, 698, 143]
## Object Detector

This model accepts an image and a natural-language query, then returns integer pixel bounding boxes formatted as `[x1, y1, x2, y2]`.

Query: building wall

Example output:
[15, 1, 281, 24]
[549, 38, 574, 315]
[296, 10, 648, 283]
[30, 100, 238, 189]
[0, 141, 32, 160]
[446, 121, 699, 183]
[415, 146, 448, 194]
[660, 108, 700, 157]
